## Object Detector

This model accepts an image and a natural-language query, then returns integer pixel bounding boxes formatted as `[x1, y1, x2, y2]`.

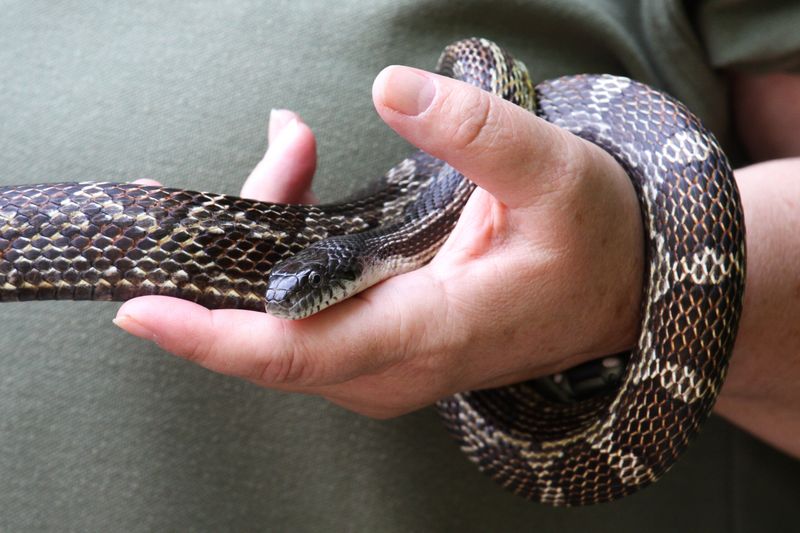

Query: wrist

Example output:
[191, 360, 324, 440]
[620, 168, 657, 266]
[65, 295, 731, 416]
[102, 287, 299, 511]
[578, 146, 644, 362]
[717, 159, 800, 399]
[712, 158, 800, 457]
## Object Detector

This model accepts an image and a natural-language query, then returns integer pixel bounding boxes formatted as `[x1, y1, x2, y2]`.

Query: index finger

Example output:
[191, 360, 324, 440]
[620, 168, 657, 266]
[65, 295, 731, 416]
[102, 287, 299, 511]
[113, 267, 446, 387]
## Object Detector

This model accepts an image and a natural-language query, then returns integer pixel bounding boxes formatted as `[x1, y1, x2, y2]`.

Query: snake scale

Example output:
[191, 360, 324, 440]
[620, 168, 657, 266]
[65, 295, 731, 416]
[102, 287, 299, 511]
[0, 39, 745, 505]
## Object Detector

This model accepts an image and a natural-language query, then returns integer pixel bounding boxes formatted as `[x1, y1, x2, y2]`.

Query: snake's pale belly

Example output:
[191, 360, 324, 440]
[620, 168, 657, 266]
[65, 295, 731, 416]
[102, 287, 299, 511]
[0, 39, 745, 505]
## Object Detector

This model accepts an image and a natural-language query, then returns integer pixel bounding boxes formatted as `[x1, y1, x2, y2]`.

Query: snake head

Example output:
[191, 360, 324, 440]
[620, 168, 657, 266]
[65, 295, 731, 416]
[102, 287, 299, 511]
[264, 240, 365, 320]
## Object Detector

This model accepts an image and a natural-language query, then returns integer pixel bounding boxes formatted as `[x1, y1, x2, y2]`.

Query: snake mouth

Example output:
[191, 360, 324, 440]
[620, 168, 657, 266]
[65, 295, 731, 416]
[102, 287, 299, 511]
[264, 239, 367, 320]
[264, 271, 320, 320]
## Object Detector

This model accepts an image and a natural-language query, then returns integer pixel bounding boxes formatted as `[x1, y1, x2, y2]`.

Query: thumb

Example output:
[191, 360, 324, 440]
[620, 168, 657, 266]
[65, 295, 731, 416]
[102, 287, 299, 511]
[372, 66, 586, 208]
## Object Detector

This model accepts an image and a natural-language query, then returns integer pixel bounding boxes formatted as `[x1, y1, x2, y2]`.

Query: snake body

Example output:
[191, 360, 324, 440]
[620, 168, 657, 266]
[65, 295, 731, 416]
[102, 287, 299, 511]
[0, 39, 745, 505]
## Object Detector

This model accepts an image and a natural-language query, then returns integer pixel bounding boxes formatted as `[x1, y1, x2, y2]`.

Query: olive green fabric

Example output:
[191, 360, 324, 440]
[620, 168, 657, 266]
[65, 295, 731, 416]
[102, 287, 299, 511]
[1, 1, 799, 531]
[696, 0, 800, 72]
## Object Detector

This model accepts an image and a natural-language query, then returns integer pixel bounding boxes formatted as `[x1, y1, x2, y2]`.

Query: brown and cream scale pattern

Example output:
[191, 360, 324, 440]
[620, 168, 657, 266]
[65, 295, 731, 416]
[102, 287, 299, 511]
[0, 39, 745, 505]
[0, 151, 445, 310]
[437, 71, 745, 505]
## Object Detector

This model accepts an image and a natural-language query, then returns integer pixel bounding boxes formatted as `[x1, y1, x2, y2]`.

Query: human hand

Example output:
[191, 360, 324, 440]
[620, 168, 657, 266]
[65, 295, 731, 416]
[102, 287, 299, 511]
[114, 66, 644, 418]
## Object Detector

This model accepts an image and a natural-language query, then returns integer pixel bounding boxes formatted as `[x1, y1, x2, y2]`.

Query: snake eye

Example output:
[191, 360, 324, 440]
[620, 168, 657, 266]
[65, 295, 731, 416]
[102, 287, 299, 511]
[307, 271, 323, 288]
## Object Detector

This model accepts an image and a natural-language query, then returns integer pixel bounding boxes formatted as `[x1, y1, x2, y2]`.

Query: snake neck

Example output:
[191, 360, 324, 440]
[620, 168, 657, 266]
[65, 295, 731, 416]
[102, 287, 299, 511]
[265, 164, 475, 319]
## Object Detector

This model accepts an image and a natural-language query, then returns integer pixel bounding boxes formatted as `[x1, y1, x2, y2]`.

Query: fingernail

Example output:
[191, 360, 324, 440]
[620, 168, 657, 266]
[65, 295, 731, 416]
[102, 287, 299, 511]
[376, 66, 436, 116]
[132, 178, 161, 187]
[269, 108, 297, 143]
[267, 118, 301, 154]
[281, 118, 300, 139]
[113, 314, 159, 344]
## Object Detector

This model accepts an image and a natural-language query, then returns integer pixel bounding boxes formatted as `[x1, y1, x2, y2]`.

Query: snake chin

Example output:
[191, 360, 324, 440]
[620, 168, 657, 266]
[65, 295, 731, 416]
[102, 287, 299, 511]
[264, 244, 364, 320]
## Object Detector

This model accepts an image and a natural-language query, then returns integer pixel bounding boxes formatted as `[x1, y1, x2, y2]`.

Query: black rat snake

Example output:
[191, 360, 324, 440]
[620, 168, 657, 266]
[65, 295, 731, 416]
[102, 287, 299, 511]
[0, 38, 745, 505]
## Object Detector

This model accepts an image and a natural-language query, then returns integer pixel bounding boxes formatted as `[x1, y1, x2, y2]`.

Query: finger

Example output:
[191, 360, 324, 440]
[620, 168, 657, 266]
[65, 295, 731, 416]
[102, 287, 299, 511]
[372, 66, 589, 208]
[133, 178, 162, 187]
[267, 108, 297, 144]
[241, 109, 318, 204]
[113, 271, 444, 388]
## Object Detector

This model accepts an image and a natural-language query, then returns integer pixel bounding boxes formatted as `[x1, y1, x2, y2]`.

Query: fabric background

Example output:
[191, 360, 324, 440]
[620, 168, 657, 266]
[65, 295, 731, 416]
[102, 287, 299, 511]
[1, 1, 798, 531]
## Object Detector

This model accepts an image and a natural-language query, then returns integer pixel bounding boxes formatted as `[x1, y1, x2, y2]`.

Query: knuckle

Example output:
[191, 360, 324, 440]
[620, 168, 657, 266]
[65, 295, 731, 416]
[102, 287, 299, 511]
[254, 353, 309, 385]
[533, 128, 593, 197]
[179, 318, 217, 365]
[253, 322, 319, 386]
[178, 314, 237, 373]
[355, 288, 419, 372]
[182, 337, 213, 365]
[559, 134, 592, 177]
[444, 88, 499, 153]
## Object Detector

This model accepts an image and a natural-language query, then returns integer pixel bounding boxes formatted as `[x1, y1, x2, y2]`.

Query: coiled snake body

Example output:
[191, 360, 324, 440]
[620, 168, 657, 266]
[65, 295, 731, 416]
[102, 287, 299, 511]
[0, 39, 745, 505]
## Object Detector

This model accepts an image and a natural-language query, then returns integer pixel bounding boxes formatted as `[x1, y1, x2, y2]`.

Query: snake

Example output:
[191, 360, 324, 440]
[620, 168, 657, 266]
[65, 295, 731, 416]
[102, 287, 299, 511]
[0, 38, 745, 505]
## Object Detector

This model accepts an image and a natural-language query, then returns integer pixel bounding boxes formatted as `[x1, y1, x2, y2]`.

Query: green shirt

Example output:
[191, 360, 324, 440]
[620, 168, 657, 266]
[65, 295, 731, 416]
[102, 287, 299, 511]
[1, 1, 798, 530]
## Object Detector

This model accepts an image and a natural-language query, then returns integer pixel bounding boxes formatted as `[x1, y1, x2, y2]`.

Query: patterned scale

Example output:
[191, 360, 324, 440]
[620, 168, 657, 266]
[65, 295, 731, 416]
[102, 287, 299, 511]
[437, 72, 745, 505]
[0, 39, 745, 505]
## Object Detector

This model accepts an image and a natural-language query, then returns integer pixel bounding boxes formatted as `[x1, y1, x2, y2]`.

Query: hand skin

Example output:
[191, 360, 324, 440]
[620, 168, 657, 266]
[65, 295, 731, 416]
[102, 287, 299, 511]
[712, 72, 800, 458]
[114, 67, 800, 459]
